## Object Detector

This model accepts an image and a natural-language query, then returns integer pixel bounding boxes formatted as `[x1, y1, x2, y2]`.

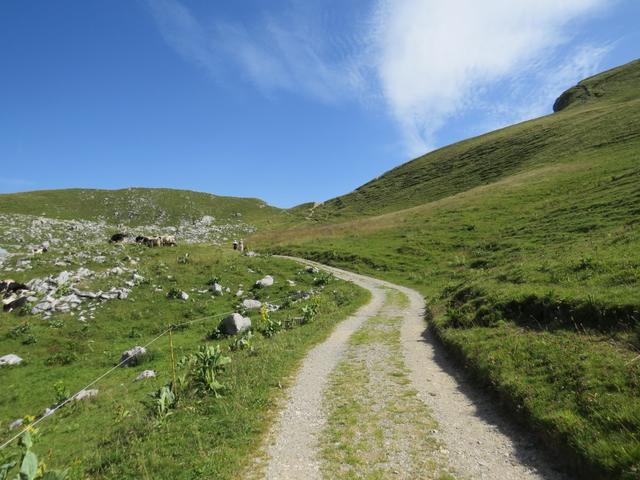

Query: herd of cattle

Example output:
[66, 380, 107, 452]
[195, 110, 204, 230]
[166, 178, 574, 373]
[109, 233, 177, 248]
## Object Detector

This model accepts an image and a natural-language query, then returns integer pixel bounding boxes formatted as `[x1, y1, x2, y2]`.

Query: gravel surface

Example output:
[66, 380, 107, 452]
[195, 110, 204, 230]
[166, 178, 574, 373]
[261, 273, 385, 479]
[260, 256, 569, 480]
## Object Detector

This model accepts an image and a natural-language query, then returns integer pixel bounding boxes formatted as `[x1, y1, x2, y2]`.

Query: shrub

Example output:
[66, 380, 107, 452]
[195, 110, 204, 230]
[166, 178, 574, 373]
[301, 300, 319, 324]
[258, 306, 282, 337]
[45, 351, 78, 367]
[53, 380, 70, 405]
[147, 385, 176, 422]
[166, 287, 183, 299]
[313, 271, 334, 286]
[7, 322, 31, 339]
[180, 345, 231, 397]
[229, 331, 254, 353]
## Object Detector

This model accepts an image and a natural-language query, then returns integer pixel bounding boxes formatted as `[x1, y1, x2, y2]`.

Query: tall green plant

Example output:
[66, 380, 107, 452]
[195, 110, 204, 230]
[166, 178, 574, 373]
[180, 345, 231, 397]
[0, 432, 68, 480]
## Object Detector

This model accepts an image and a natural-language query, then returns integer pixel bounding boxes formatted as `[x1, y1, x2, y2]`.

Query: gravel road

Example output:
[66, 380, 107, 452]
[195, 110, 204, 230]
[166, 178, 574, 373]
[258, 257, 568, 480]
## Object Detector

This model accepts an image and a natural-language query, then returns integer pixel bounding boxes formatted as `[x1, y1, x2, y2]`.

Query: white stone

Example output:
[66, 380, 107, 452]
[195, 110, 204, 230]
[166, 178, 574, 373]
[74, 389, 98, 401]
[210, 283, 224, 296]
[0, 354, 23, 366]
[255, 275, 274, 287]
[134, 370, 156, 381]
[242, 299, 262, 310]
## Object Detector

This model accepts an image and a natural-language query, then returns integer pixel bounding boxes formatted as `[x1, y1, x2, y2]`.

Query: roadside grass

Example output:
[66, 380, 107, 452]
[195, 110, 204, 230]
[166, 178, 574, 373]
[0, 245, 368, 478]
[322, 289, 455, 479]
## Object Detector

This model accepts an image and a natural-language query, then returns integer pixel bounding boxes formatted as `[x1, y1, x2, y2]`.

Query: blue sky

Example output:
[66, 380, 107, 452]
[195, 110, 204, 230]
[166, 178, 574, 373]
[1, 1, 638, 207]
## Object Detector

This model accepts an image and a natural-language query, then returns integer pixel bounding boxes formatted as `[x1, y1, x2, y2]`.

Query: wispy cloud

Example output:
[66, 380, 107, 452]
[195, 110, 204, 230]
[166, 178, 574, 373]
[146, 0, 612, 156]
[145, 0, 370, 102]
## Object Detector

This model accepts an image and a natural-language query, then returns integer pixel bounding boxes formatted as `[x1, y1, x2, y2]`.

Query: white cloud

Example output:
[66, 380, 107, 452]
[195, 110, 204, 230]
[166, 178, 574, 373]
[146, 0, 611, 156]
[370, 0, 608, 154]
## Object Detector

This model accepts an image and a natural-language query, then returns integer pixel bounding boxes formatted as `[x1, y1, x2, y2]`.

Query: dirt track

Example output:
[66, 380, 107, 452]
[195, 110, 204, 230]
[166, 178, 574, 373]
[258, 257, 567, 480]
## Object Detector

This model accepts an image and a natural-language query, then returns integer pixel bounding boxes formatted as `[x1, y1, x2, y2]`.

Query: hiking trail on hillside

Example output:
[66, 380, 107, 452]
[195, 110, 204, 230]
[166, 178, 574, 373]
[250, 257, 569, 480]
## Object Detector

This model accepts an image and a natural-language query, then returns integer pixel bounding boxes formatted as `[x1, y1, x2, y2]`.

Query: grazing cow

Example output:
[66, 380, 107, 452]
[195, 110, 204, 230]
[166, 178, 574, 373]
[0, 280, 15, 293]
[110, 233, 127, 243]
[5, 281, 27, 293]
[144, 237, 161, 248]
[160, 235, 177, 246]
[3, 296, 27, 312]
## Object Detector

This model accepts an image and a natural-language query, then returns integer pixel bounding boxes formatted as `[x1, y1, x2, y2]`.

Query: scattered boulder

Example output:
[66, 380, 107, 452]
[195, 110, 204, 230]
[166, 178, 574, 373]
[305, 266, 319, 274]
[134, 370, 156, 381]
[210, 283, 224, 296]
[219, 313, 252, 336]
[120, 346, 147, 366]
[255, 275, 274, 288]
[74, 389, 98, 401]
[287, 280, 296, 287]
[235, 289, 244, 297]
[242, 299, 262, 310]
[0, 354, 23, 366]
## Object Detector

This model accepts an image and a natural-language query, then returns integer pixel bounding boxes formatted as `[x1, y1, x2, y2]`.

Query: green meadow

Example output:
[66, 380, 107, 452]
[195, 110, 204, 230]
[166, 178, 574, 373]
[255, 60, 640, 479]
[0, 245, 368, 479]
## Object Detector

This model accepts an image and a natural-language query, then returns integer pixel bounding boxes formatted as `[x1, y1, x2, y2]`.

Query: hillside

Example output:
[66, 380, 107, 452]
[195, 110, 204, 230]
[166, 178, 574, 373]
[255, 59, 640, 478]
[0, 187, 290, 228]
[298, 59, 640, 221]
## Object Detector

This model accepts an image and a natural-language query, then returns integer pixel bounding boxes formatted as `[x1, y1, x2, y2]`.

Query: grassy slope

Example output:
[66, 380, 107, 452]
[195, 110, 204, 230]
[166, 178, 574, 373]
[298, 59, 640, 222]
[255, 60, 640, 478]
[0, 187, 294, 228]
[0, 245, 368, 479]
